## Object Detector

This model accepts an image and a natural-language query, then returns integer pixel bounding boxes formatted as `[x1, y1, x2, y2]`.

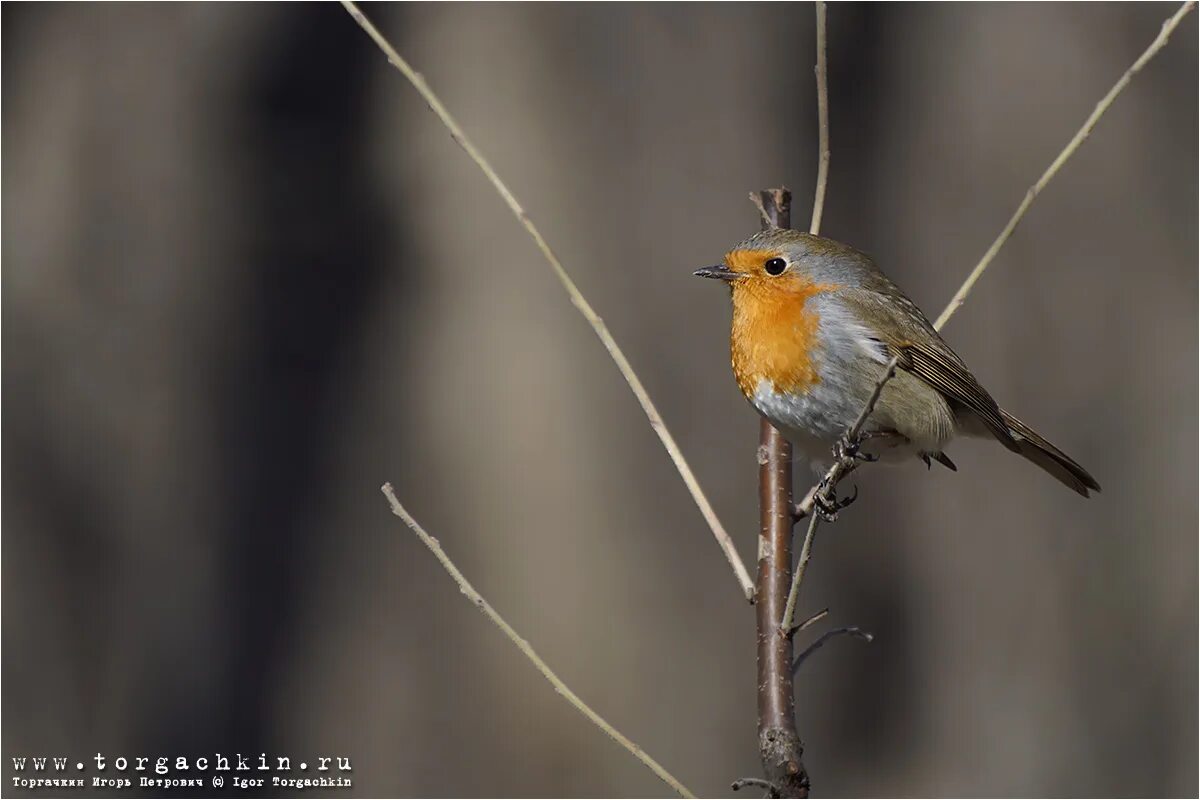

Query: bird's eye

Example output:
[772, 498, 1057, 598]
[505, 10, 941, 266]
[764, 257, 787, 276]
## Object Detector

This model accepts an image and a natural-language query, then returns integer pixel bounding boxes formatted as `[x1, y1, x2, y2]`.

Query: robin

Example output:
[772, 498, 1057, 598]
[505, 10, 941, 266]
[695, 228, 1100, 498]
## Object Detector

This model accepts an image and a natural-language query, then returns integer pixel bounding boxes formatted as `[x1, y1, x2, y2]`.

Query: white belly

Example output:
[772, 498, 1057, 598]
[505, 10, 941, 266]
[749, 376, 947, 476]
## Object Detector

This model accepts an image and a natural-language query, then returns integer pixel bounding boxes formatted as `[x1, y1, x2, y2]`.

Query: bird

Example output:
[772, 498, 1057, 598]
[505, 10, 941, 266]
[694, 227, 1100, 499]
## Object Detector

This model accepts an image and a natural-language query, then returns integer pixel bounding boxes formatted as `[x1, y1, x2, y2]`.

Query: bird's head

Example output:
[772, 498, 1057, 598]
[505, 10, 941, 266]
[695, 228, 868, 396]
[694, 228, 860, 302]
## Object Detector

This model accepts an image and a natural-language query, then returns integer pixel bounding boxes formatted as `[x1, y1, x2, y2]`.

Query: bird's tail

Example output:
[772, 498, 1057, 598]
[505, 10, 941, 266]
[1000, 409, 1100, 497]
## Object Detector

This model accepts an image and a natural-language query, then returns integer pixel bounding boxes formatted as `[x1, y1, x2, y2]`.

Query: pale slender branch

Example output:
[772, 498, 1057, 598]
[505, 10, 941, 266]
[779, 511, 820, 634]
[845, 358, 900, 441]
[343, 1, 754, 603]
[854, 0, 1195, 434]
[933, 0, 1196, 332]
[808, 1, 830, 236]
[783, 0, 1195, 625]
[792, 627, 874, 675]
[381, 484, 695, 799]
[778, 0, 833, 639]
[787, 1, 1200, 582]
[778, 1, 834, 639]
[794, 608, 829, 633]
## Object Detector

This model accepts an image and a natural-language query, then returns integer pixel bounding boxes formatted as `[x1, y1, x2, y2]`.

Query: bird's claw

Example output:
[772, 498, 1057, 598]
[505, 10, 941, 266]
[834, 435, 877, 463]
[813, 483, 858, 522]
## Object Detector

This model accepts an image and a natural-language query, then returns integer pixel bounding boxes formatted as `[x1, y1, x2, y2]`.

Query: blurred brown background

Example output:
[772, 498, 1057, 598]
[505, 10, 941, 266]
[3, 3, 1197, 797]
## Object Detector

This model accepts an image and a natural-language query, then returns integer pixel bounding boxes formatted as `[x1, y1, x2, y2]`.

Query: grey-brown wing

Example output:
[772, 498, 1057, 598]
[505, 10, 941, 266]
[893, 341, 1019, 450]
[838, 287, 1018, 450]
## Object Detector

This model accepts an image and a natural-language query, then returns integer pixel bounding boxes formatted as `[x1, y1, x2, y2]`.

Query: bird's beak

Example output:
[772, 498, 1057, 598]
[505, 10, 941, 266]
[693, 265, 740, 282]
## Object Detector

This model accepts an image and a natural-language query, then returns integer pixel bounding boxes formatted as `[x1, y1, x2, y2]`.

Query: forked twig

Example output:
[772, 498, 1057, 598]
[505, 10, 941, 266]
[343, 1, 756, 603]
[381, 484, 695, 798]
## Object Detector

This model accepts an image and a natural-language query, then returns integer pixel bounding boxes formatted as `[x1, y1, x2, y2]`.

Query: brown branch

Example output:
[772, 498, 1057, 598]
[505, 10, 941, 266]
[341, 1, 756, 603]
[751, 6, 834, 795]
[381, 484, 695, 798]
[753, 189, 808, 799]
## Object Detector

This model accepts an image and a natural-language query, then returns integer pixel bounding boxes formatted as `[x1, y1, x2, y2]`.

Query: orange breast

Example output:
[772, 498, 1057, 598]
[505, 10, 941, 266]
[730, 280, 834, 398]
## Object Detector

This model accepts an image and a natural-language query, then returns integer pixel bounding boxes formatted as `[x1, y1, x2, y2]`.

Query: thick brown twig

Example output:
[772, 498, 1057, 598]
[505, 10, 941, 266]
[753, 190, 808, 799]
[381, 484, 695, 798]
[750, 7, 834, 795]
[341, 1, 755, 603]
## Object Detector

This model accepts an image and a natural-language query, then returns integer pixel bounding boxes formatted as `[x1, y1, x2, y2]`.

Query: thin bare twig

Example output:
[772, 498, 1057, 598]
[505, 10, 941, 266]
[381, 484, 695, 798]
[780, 511, 820, 635]
[777, 1, 835, 638]
[343, 1, 755, 603]
[792, 627, 874, 675]
[782, 0, 1195, 629]
[934, 0, 1196, 331]
[808, 2, 830, 234]
[732, 777, 781, 796]
[794, 608, 829, 633]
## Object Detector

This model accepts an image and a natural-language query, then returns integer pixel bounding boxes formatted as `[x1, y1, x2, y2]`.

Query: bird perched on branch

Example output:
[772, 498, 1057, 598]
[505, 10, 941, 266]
[695, 228, 1099, 498]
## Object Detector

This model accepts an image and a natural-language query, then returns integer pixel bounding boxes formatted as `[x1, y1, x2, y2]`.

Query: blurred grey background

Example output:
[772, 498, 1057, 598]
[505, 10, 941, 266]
[3, 3, 1197, 797]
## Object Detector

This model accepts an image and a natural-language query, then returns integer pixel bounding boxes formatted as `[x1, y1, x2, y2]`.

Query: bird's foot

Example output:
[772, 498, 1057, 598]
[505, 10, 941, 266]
[813, 481, 857, 522]
[834, 434, 877, 464]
